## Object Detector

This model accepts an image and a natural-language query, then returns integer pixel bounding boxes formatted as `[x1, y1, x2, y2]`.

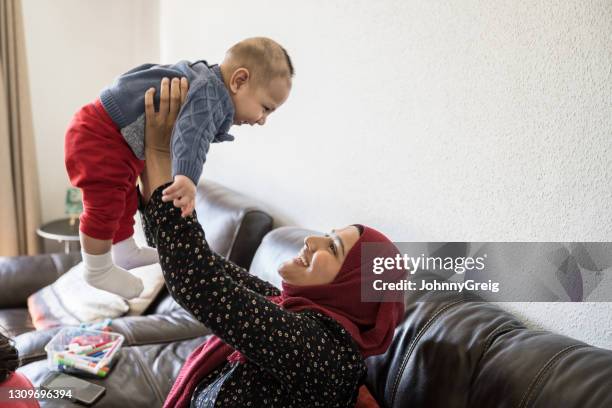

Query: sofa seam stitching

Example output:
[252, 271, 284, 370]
[466, 320, 525, 401]
[131, 345, 166, 404]
[114, 319, 136, 345]
[517, 344, 586, 408]
[482, 321, 525, 357]
[390, 297, 473, 406]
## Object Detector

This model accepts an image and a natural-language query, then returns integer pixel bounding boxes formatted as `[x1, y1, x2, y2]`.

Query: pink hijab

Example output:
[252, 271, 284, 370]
[163, 225, 405, 408]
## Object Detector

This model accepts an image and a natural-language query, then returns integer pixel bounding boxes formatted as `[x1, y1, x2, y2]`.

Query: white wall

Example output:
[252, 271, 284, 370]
[22, 0, 160, 224]
[159, 0, 612, 348]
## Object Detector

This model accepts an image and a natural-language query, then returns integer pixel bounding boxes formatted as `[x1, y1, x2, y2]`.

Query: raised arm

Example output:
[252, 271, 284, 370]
[139, 78, 363, 404]
[140, 77, 278, 296]
[142, 186, 362, 404]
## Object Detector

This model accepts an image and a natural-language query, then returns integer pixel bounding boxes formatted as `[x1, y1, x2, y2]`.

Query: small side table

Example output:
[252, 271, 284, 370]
[37, 218, 80, 254]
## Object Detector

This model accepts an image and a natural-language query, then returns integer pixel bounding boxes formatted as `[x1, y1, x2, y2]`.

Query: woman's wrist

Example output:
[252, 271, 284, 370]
[141, 148, 172, 203]
[140, 77, 189, 203]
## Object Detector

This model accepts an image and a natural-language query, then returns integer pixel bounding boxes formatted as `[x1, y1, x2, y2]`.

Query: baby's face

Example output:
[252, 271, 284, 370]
[232, 76, 291, 126]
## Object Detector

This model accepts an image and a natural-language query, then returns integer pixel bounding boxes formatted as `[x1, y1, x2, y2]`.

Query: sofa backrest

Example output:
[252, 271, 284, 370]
[468, 326, 612, 407]
[194, 179, 273, 269]
[249, 226, 612, 408]
[367, 286, 612, 408]
[249, 226, 319, 289]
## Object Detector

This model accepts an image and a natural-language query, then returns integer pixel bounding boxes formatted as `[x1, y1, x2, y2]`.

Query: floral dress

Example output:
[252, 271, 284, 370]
[140, 185, 366, 407]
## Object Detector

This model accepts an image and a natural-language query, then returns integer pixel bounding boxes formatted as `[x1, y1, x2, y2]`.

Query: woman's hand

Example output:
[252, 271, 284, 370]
[140, 77, 189, 202]
[144, 77, 188, 153]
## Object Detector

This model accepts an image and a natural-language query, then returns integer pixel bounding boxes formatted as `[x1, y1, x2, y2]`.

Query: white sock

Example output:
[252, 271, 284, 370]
[82, 250, 144, 299]
[111, 236, 159, 270]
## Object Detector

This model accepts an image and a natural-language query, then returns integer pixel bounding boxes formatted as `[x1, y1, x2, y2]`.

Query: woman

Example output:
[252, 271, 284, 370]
[139, 78, 404, 407]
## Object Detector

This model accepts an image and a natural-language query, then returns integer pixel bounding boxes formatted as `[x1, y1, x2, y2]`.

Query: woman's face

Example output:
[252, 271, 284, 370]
[278, 226, 361, 286]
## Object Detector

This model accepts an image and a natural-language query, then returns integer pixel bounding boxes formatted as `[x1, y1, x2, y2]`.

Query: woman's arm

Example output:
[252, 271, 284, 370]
[140, 78, 363, 403]
[143, 187, 362, 403]
[140, 77, 279, 296]
[140, 77, 182, 203]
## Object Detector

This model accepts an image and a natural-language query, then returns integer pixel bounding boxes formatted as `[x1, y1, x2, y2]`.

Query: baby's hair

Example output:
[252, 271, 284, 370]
[0, 326, 19, 382]
[223, 37, 294, 87]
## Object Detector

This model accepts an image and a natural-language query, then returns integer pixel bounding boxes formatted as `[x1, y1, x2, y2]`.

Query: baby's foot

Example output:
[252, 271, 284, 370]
[112, 236, 159, 270]
[82, 251, 144, 299]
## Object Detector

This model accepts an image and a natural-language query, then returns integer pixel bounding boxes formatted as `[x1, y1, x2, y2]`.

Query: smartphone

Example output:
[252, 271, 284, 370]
[41, 372, 106, 406]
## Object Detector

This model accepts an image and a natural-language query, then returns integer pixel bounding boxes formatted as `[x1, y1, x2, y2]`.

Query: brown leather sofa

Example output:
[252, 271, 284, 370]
[1, 180, 273, 382]
[0, 180, 273, 340]
[4, 184, 612, 407]
[250, 228, 612, 408]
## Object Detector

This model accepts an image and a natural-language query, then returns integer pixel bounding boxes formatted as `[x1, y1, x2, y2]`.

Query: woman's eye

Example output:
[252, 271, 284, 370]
[329, 241, 337, 256]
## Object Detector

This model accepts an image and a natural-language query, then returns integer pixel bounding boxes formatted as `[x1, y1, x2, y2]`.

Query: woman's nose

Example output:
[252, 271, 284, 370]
[304, 236, 324, 251]
[304, 236, 320, 252]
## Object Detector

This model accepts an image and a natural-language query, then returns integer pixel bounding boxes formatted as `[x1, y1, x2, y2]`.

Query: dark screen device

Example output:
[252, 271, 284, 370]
[41, 372, 106, 406]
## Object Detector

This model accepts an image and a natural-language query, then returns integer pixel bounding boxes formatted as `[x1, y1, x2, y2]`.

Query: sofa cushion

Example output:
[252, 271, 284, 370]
[0, 308, 35, 337]
[365, 286, 525, 408]
[194, 179, 273, 270]
[0, 252, 81, 309]
[18, 335, 210, 408]
[26, 262, 165, 330]
[15, 308, 210, 367]
[0, 179, 273, 342]
[470, 327, 612, 408]
[141, 179, 275, 316]
[249, 226, 318, 288]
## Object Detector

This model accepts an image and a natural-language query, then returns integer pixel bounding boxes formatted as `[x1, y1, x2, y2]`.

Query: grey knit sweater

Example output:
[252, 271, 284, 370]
[100, 60, 235, 185]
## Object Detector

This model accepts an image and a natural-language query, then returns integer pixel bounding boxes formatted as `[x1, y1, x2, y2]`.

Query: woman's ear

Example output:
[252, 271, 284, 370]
[230, 68, 250, 92]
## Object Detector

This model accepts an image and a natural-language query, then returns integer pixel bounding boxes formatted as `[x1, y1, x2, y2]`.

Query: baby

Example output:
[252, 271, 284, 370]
[65, 37, 293, 299]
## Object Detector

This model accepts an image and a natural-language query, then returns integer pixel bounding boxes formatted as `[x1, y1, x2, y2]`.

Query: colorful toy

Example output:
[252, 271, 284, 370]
[45, 326, 124, 378]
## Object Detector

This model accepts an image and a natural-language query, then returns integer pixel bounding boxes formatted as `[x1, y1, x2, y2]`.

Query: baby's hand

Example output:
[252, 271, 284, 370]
[162, 175, 196, 217]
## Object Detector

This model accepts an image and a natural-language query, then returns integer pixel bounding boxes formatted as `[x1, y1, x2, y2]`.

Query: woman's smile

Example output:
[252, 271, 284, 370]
[278, 226, 361, 286]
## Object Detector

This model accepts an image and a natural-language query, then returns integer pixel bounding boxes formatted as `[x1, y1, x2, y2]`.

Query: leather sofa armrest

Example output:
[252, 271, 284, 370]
[111, 308, 211, 346]
[0, 252, 81, 308]
[14, 308, 210, 366]
[14, 326, 63, 366]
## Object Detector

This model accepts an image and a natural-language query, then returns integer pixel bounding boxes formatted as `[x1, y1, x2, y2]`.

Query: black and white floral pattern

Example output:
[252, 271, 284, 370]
[140, 185, 366, 407]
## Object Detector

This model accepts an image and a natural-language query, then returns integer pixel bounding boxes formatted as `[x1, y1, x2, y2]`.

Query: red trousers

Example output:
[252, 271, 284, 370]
[64, 99, 144, 244]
